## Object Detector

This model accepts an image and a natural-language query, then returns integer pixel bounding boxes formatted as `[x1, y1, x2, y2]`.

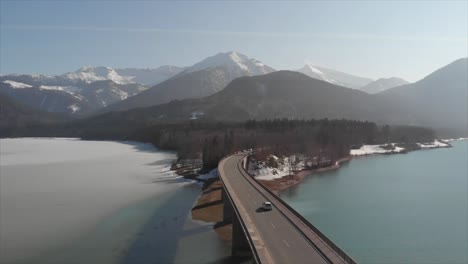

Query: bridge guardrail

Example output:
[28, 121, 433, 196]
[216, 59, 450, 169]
[237, 155, 357, 264]
[219, 157, 262, 264]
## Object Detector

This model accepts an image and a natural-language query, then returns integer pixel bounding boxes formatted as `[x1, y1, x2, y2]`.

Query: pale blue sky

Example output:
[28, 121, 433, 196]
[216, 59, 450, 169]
[1, 1, 467, 82]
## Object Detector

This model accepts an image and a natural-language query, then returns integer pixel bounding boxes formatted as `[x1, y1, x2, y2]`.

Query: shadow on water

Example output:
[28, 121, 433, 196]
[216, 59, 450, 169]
[119, 185, 200, 264]
[119, 183, 235, 264]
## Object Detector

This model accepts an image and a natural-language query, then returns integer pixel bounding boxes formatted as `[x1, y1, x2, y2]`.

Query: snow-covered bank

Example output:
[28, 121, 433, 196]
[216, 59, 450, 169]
[351, 140, 451, 156]
[0, 138, 187, 263]
[249, 156, 302, 181]
[350, 144, 405, 156]
[418, 140, 451, 148]
[254, 166, 292, 180]
[250, 139, 459, 182]
[440, 137, 468, 142]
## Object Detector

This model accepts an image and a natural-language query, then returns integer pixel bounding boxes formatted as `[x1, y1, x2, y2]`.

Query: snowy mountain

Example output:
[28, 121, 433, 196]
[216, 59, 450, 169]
[181, 51, 275, 77]
[360, 77, 409, 94]
[89, 59, 468, 134]
[100, 52, 276, 113]
[59, 65, 184, 86]
[0, 76, 147, 115]
[0, 65, 189, 115]
[115, 66, 185, 86]
[61, 66, 134, 85]
[297, 64, 373, 89]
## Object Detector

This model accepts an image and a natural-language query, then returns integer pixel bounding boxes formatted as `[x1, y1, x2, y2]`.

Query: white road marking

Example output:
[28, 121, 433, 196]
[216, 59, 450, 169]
[270, 222, 276, 229]
[283, 240, 291, 248]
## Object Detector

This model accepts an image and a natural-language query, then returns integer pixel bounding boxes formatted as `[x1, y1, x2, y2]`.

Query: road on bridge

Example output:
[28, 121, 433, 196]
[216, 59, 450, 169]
[220, 154, 337, 264]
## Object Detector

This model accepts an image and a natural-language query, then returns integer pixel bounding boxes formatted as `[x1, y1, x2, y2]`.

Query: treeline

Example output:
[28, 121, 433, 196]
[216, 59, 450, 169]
[91, 118, 434, 170]
[1, 118, 435, 171]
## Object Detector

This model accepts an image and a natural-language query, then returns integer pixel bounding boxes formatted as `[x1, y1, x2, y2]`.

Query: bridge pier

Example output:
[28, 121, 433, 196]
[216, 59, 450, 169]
[222, 189, 253, 259]
[232, 216, 251, 257]
[222, 189, 233, 222]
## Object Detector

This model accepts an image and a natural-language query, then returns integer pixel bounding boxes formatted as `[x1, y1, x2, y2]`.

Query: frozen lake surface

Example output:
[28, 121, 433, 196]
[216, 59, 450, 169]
[0, 138, 228, 264]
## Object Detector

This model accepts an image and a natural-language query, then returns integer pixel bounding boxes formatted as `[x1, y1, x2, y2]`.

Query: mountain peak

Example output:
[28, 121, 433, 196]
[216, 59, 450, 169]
[182, 51, 275, 76]
[297, 64, 373, 88]
[299, 64, 328, 77]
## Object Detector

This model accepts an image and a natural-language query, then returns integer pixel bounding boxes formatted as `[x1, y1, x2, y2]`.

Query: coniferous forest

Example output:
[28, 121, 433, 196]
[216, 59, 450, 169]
[6, 118, 435, 170]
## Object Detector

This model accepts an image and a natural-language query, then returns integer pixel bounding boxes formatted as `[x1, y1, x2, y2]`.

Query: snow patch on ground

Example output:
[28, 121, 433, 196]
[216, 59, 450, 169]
[253, 166, 291, 180]
[39, 85, 81, 93]
[442, 138, 467, 142]
[351, 140, 451, 156]
[68, 104, 80, 113]
[249, 156, 294, 181]
[112, 88, 128, 100]
[418, 140, 450, 148]
[350, 144, 405, 156]
[3, 80, 32, 89]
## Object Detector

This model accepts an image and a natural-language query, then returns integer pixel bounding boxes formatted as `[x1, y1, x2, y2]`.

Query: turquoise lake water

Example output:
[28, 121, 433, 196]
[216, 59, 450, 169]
[281, 141, 468, 264]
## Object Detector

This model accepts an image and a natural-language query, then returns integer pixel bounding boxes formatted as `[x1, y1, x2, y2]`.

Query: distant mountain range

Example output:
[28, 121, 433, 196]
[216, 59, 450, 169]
[1, 51, 464, 134]
[0, 51, 410, 117]
[0, 76, 148, 115]
[100, 52, 276, 113]
[80, 57, 467, 134]
[0, 65, 187, 115]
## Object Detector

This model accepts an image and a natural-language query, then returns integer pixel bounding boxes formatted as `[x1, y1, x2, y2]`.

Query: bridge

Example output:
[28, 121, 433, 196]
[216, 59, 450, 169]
[219, 153, 357, 264]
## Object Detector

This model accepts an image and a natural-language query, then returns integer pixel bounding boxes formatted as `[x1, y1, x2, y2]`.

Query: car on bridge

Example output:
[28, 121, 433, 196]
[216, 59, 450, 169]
[262, 201, 273, 211]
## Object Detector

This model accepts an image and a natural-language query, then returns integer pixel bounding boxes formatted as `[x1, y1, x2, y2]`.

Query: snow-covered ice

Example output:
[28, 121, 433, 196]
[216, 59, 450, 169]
[0, 138, 184, 263]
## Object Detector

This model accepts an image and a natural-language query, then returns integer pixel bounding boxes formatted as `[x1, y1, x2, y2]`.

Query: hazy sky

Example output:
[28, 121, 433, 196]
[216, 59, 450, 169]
[1, 1, 467, 82]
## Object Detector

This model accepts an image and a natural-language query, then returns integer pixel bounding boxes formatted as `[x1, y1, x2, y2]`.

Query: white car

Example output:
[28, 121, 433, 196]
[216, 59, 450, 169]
[262, 201, 273, 211]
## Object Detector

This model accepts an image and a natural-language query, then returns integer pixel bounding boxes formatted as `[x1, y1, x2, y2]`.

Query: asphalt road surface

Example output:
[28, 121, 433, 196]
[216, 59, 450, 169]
[219, 154, 332, 264]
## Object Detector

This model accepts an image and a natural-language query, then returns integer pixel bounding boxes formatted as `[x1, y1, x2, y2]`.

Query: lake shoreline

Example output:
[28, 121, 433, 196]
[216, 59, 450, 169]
[257, 156, 352, 194]
[280, 140, 468, 264]
[257, 139, 462, 193]
[176, 139, 466, 248]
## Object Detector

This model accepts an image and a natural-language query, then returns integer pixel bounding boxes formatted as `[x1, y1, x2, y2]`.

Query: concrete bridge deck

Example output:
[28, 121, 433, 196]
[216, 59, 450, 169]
[219, 154, 356, 264]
